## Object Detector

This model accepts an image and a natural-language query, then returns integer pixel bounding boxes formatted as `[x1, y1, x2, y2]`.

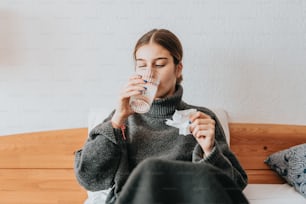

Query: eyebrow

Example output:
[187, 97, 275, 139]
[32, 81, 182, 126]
[136, 57, 169, 61]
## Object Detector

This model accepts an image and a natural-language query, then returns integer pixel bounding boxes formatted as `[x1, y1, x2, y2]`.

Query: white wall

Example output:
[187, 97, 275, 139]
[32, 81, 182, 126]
[1, 0, 306, 136]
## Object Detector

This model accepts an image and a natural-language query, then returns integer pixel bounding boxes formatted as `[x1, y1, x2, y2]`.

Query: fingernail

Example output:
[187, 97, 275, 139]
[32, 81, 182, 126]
[144, 86, 147, 90]
[188, 121, 192, 124]
[143, 79, 148, 83]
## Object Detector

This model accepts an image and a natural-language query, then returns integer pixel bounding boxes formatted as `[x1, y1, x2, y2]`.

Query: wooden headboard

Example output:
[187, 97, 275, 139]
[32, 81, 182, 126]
[0, 128, 88, 204]
[0, 123, 305, 203]
[230, 123, 306, 184]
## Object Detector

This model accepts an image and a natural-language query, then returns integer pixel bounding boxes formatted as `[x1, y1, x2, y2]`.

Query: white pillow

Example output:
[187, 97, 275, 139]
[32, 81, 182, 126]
[84, 189, 110, 204]
[85, 108, 230, 204]
[88, 109, 112, 134]
[211, 108, 230, 145]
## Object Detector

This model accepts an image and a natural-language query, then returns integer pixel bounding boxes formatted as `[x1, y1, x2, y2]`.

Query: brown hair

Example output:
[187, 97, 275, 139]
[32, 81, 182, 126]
[133, 29, 183, 84]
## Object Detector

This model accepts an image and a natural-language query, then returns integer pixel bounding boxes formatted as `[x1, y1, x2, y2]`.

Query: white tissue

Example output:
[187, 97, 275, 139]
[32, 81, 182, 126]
[165, 109, 197, 135]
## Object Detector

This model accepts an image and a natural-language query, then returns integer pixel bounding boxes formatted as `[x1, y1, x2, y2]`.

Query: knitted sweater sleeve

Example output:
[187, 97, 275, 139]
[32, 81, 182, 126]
[74, 113, 126, 191]
[192, 112, 248, 190]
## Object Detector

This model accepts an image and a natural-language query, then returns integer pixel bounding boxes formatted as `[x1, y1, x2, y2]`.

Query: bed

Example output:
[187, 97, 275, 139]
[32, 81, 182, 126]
[0, 110, 305, 204]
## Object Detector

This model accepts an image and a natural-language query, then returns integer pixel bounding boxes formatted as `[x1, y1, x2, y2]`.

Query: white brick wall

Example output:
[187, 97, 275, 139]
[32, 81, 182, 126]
[1, 0, 306, 135]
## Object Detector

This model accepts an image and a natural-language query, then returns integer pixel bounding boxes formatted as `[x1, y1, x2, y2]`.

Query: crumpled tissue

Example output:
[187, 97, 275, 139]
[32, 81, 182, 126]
[165, 109, 197, 135]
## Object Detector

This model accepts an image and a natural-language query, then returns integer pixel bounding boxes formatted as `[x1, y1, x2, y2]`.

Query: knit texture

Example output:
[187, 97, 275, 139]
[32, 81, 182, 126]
[74, 85, 248, 203]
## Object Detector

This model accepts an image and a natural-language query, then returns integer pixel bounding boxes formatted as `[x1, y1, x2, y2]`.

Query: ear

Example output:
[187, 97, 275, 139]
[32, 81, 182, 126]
[175, 62, 183, 78]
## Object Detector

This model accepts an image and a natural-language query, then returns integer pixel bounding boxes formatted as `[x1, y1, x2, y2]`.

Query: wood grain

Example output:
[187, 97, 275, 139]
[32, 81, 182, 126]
[0, 168, 87, 204]
[0, 191, 87, 204]
[0, 169, 82, 191]
[230, 123, 306, 184]
[246, 169, 285, 184]
[0, 128, 88, 204]
[0, 123, 305, 203]
[0, 128, 88, 168]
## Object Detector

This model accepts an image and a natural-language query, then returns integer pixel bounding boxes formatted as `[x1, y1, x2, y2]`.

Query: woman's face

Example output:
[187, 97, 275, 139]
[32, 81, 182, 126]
[135, 43, 182, 99]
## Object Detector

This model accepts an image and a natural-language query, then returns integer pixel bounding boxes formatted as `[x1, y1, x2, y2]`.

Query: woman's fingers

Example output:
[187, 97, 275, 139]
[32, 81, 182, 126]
[121, 86, 145, 98]
[190, 124, 215, 139]
[189, 111, 211, 121]
[120, 75, 147, 99]
[113, 74, 148, 123]
[189, 111, 216, 154]
[128, 74, 146, 86]
[189, 118, 215, 134]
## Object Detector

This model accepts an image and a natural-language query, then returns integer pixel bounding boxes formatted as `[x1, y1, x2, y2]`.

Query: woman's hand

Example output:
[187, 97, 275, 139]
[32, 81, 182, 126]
[189, 111, 216, 156]
[111, 74, 147, 128]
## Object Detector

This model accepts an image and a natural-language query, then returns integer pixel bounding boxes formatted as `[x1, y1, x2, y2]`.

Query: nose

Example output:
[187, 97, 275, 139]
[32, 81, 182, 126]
[146, 65, 153, 70]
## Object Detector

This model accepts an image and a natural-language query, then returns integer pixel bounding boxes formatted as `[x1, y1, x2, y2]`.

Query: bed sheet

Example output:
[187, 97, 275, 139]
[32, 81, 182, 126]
[244, 184, 305, 204]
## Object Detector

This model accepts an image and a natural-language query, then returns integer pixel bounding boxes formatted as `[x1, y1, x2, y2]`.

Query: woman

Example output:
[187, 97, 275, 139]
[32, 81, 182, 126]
[75, 29, 248, 204]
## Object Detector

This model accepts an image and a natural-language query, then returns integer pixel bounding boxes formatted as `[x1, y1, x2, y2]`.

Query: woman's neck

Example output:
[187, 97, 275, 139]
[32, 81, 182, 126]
[144, 85, 183, 117]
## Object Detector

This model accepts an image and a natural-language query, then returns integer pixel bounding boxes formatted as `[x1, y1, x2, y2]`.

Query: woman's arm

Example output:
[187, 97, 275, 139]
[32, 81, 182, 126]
[74, 113, 126, 191]
[192, 110, 248, 190]
[193, 142, 248, 190]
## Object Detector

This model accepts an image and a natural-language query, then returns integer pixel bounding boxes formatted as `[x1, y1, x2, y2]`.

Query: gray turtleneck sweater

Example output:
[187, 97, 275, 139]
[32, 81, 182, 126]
[74, 85, 247, 202]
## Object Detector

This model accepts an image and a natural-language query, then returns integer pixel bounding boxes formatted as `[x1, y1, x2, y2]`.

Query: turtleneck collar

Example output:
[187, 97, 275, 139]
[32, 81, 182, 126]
[144, 84, 183, 118]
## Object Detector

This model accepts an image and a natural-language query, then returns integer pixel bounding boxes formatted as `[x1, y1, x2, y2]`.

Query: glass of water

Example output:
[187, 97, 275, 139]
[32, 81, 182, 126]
[129, 68, 160, 113]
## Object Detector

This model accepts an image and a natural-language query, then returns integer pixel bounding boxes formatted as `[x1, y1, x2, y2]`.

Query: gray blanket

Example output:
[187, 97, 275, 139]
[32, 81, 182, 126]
[114, 158, 249, 204]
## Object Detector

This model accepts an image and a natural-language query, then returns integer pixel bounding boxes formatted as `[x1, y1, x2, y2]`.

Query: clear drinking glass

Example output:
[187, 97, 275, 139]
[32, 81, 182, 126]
[129, 68, 160, 113]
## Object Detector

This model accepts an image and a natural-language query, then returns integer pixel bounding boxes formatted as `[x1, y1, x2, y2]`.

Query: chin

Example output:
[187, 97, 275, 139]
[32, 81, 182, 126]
[155, 91, 173, 99]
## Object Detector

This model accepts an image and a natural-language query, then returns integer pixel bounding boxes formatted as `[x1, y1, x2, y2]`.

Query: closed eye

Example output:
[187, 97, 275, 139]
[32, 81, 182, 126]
[137, 64, 146, 68]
